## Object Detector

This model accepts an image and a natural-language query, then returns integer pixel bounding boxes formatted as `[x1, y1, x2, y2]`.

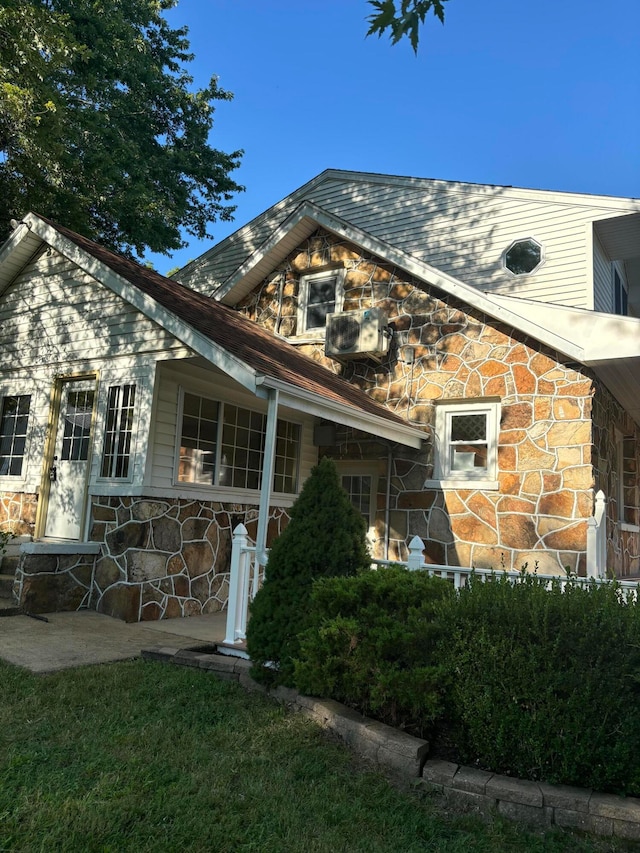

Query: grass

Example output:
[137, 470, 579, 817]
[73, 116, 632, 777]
[0, 659, 633, 853]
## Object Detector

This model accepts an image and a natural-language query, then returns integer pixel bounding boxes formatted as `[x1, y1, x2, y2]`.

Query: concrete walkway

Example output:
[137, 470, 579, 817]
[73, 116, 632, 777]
[0, 610, 227, 674]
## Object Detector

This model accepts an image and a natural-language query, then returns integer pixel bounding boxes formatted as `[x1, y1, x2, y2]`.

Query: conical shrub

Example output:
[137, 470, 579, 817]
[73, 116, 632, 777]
[246, 456, 370, 685]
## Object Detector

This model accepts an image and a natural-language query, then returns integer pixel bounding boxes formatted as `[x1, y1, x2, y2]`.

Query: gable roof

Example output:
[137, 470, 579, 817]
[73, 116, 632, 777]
[0, 214, 425, 448]
[175, 169, 640, 297]
[176, 197, 640, 426]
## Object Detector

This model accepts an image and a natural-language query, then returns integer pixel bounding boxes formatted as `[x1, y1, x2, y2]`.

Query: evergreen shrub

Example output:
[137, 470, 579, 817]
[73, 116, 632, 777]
[294, 567, 453, 733]
[246, 457, 370, 686]
[438, 573, 640, 795]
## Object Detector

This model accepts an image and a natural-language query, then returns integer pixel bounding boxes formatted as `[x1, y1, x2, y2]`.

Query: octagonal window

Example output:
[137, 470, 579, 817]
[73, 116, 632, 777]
[504, 239, 542, 275]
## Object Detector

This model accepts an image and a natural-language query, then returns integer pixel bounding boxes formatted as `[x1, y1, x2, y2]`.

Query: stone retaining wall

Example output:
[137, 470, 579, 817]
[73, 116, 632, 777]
[144, 644, 640, 842]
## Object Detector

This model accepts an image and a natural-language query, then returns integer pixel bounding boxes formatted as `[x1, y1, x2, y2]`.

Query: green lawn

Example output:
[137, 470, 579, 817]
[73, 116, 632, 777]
[0, 659, 631, 852]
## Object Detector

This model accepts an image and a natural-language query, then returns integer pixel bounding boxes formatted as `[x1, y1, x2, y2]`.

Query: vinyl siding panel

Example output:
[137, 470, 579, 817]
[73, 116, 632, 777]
[0, 248, 191, 371]
[594, 236, 612, 312]
[180, 174, 640, 311]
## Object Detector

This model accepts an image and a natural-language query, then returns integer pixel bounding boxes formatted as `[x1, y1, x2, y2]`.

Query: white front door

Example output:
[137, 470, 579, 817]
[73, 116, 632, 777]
[44, 379, 96, 540]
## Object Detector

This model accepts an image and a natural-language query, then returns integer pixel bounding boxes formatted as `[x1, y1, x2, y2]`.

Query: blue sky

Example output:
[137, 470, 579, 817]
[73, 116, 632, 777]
[147, 0, 640, 273]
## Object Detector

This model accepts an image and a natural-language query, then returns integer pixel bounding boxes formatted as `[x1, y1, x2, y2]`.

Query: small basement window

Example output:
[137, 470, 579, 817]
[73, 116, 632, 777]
[504, 238, 542, 275]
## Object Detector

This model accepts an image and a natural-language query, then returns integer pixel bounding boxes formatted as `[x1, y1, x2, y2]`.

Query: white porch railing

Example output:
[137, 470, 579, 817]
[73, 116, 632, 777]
[226, 492, 632, 647]
[586, 489, 607, 579]
[223, 524, 265, 646]
[372, 531, 639, 598]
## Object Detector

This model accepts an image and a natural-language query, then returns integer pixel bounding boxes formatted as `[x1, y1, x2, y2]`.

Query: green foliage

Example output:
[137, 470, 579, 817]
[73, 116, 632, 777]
[295, 567, 453, 733]
[438, 574, 640, 795]
[246, 457, 370, 687]
[0, 659, 595, 852]
[366, 0, 449, 53]
[0, 0, 242, 256]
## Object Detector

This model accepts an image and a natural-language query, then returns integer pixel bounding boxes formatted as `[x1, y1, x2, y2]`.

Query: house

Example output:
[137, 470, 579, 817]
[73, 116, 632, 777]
[0, 170, 639, 621]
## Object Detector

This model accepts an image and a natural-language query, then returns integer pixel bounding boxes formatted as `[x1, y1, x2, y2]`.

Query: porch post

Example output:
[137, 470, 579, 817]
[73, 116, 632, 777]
[256, 388, 279, 567]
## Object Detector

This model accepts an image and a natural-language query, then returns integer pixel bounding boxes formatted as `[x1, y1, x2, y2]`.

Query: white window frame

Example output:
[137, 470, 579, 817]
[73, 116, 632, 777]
[616, 428, 640, 532]
[336, 460, 380, 547]
[295, 268, 345, 339]
[425, 400, 500, 490]
[174, 388, 301, 497]
[502, 237, 544, 277]
[0, 391, 33, 484]
[613, 267, 628, 316]
[94, 381, 138, 484]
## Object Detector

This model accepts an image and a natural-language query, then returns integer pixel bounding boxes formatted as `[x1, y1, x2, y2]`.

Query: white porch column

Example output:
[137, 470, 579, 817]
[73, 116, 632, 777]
[256, 388, 279, 567]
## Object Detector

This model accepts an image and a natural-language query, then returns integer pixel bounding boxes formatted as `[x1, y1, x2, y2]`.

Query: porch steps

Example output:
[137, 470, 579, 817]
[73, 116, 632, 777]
[0, 558, 21, 616]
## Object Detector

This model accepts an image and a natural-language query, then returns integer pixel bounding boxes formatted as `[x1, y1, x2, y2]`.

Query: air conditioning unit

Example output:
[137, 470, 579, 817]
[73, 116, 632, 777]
[325, 308, 390, 360]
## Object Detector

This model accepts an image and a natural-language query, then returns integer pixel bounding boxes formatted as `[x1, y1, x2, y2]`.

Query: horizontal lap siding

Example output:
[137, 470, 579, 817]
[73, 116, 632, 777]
[182, 176, 638, 312]
[0, 249, 190, 372]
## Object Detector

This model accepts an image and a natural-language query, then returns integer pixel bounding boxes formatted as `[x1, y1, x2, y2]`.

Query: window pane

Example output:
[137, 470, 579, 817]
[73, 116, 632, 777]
[451, 413, 486, 442]
[177, 393, 218, 484]
[0, 394, 31, 477]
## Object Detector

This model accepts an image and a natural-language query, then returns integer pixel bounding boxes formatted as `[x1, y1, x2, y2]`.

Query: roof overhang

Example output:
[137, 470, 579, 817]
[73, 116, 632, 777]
[256, 376, 425, 448]
[216, 203, 640, 427]
[0, 214, 425, 449]
[594, 212, 640, 315]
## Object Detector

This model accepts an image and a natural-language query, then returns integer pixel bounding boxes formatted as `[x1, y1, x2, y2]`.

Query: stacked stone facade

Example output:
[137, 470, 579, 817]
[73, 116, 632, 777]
[238, 228, 639, 576]
[89, 497, 290, 621]
[0, 491, 37, 536]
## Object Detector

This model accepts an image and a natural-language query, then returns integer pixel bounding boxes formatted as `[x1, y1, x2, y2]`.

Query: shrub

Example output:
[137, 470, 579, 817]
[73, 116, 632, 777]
[246, 457, 370, 686]
[294, 567, 453, 733]
[438, 573, 640, 795]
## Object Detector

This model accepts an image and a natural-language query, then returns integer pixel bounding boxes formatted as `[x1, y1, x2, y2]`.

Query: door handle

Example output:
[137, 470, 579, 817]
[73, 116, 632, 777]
[49, 465, 57, 482]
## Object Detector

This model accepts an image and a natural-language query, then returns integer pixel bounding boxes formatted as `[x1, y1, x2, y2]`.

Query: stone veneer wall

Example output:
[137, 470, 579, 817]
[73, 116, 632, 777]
[0, 491, 37, 536]
[90, 496, 290, 622]
[592, 380, 640, 577]
[238, 228, 601, 575]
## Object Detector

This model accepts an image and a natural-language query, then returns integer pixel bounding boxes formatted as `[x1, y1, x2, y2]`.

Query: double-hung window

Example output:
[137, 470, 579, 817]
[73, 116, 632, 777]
[427, 400, 500, 488]
[178, 392, 300, 494]
[297, 269, 345, 336]
[0, 394, 31, 477]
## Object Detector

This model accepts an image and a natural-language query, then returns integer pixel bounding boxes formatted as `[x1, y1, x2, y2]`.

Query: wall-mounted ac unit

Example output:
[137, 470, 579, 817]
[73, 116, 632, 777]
[325, 308, 389, 359]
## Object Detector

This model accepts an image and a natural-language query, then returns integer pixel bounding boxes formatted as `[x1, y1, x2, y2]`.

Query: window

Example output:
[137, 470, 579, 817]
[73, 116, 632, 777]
[504, 239, 542, 275]
[297, 269, 345, 335]
[613, 269, 628, 316]
[617, 431, 639, 529]
[0, 395, 30, 476]
[178, 392, 300, 493]
[62, 389, 94, 462]
[428, 401, 500, 487]
[100, 384, 136, 478]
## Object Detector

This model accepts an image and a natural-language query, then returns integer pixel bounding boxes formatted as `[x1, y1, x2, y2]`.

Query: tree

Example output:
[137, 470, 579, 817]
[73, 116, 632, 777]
[246, 457, 371, 686]
[0, 0, 242, 256]
[366, 0, 449, 53]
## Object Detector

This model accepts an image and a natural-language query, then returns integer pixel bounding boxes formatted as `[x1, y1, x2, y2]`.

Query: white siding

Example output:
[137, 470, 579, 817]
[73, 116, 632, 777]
[593, 236, 613, 313]
[0, 248, 195, 498]
[149, 361, 317, 505]
[0, 248, 189, 371]
[180, 174, 640, 311]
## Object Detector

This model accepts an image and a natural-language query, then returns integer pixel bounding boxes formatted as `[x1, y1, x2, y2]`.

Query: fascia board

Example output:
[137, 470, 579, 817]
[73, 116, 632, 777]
[175, 171, 335, 282]
[301, 207, 588, 363]
[256, 375, 426, 450]
[27, 215, 260, 396]
[216, 199, 588, 360]
[216, 202, 323, 302]
[0, 215, 45, 297]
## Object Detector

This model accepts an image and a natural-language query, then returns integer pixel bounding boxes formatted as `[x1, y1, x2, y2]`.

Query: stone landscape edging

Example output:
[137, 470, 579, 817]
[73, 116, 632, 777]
[142, 645, 640, 841]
